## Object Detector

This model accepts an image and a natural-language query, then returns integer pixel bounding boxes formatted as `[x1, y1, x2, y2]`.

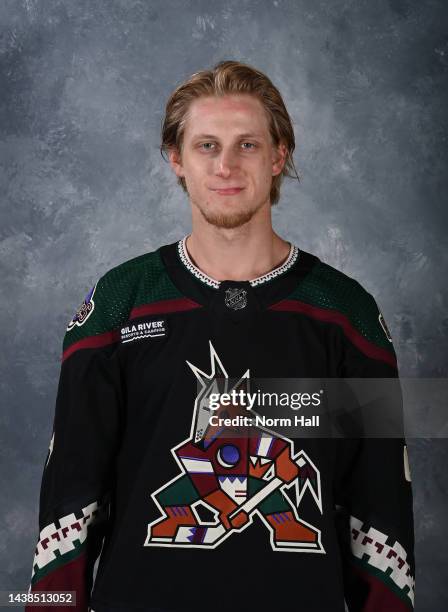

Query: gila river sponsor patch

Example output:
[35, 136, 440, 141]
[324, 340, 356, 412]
[120, 317, 168, 343]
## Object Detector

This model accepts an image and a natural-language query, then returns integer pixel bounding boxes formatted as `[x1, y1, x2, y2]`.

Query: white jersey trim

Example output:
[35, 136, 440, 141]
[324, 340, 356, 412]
[177, 235, 299, 289]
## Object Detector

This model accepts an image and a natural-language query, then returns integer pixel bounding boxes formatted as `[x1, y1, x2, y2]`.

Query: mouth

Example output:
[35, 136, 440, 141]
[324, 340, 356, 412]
[211, 188, 244, 196]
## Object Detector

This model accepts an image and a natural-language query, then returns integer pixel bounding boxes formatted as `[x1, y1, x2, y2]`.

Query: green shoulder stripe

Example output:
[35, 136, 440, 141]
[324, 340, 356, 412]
[63, 249, 184, 353]
[287, 260, 394, 354]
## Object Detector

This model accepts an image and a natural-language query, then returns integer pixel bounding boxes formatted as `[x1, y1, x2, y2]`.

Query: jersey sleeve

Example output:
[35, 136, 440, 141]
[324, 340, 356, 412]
[26, 275, 124, 612]
[333, 286, 415, 611]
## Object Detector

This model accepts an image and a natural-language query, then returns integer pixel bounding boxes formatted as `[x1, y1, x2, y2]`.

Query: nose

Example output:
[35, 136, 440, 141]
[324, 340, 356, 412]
[214, 147, 238, 178]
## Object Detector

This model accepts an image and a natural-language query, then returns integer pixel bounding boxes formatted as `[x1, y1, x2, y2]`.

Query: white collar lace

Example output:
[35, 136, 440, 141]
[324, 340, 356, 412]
[177, 235, 299, 289]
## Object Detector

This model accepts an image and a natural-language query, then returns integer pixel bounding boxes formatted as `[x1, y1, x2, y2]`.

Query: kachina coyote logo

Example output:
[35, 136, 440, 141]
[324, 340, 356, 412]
[144, 341, 325, 553]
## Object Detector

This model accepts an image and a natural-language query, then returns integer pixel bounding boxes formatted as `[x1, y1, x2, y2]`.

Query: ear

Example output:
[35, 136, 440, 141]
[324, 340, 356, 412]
[168, 147, 185, 178]
[272, 142, 288, 177]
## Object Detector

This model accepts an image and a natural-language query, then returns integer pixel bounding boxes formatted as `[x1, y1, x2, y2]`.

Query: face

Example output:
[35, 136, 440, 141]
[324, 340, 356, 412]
[169, 94, 287, 229]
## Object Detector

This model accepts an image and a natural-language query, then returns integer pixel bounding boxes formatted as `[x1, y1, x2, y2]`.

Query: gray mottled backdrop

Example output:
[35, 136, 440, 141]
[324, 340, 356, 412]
[1, 0, 447, 610]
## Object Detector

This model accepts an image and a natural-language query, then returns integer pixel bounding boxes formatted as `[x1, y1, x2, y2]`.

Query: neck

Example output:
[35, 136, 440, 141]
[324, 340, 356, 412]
[186, 205, 291, 282]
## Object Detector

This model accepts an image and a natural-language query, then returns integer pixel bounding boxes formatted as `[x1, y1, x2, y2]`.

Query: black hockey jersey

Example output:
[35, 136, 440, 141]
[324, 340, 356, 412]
[26, 237, 415, 611]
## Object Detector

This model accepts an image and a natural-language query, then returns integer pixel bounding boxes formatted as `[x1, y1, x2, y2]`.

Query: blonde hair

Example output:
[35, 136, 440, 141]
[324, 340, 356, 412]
[160, 60, 300, 206]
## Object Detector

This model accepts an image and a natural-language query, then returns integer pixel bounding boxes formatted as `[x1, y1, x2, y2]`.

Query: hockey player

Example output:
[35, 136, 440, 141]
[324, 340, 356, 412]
[26, 60, 415, 611]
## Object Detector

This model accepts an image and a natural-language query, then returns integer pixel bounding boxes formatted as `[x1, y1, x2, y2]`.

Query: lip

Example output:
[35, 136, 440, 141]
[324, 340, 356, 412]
[211, 187, 244, 195]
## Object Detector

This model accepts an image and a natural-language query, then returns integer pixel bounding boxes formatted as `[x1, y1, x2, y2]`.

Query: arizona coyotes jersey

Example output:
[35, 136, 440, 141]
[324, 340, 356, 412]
[26, 236, 415, 611]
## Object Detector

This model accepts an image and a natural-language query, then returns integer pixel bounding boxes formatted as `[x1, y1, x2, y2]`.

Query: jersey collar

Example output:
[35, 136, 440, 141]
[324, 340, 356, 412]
[159, 236, 320, 311]
[176, 234, 300, 290]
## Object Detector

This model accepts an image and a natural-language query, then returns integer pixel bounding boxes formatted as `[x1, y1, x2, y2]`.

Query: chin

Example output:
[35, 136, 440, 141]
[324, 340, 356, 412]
[192, 192, 266, 228]
[201, 207, 258, 230]
[207, 217, 253, 230]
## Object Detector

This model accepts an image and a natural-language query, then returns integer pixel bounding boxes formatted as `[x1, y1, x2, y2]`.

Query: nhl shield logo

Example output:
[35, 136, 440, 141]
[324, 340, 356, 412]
[225, 287, 247, 310]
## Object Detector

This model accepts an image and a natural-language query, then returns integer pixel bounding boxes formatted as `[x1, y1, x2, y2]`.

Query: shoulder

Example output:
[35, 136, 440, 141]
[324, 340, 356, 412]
[287, 250, 395, 361]
[62, 244, 183, 359]
[299, 256, 380, 320]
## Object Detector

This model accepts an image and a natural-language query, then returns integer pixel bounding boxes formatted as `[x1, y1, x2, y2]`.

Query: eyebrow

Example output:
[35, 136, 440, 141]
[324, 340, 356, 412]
[191, 132, 264, 140]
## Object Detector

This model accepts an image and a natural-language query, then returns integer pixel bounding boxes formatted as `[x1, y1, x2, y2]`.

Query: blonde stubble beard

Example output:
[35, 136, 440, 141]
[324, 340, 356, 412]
[190, 193, 268, 230]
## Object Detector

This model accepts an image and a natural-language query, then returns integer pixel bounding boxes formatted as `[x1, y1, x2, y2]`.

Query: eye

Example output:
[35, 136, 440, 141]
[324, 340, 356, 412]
[198, 142, 256, 152]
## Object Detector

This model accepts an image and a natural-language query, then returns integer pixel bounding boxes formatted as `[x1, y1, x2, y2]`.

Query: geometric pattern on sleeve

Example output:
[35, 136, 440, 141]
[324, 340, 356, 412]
[350, 515, 415, 608]
[30, 500, 100, 585]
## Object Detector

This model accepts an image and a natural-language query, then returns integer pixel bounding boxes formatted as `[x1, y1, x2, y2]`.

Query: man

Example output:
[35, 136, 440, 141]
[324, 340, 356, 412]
[26, 60, 415, 611]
